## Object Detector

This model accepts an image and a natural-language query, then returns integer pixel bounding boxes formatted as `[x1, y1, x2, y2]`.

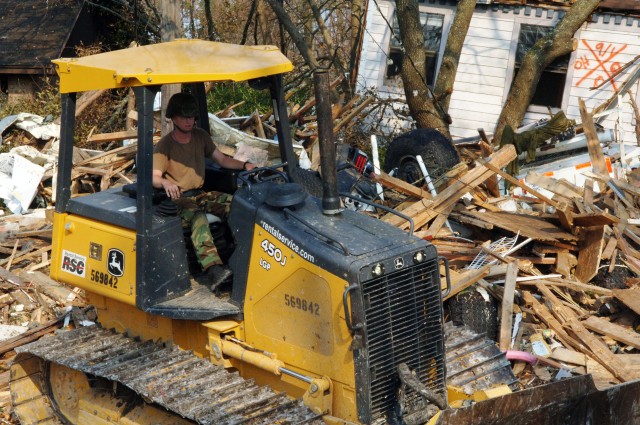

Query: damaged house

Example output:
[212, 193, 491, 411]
[0, 0, 115, 103]
[357, 0, 640, 147]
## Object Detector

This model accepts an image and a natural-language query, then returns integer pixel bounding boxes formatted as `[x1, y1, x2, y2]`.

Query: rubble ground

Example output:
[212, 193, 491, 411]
[2, 87, 640, 422]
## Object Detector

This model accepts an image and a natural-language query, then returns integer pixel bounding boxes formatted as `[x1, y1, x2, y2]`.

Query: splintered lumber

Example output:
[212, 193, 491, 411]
[572, 212, 619, 227]
[0, 315, 64, 356]
[519, 278, 612, 296]
[582, 316, 640, 350]
[526, 172, 584, 200]
[550, 347, 587, 367]
[87, 130, 138, 144]
[443, 264, 491, 301]
[461, 211, 578, 243]
[499, 261, 519, 351]
[574, 226, 605, 283]
[522, 291, 584, 352]
[612, 286, 640, 316]
[0, 245, 51, 268]
[535, 283, 634, 382]
[383, 144, 517, 230]
[17, 271, 76, 306]
[375, 172, 432, 199]
[462, 149, 559, 208]
[579, 98, 610, 179]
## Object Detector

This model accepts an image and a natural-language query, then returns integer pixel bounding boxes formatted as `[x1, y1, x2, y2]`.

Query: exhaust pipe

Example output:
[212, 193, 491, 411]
[314, 71, 341, 215]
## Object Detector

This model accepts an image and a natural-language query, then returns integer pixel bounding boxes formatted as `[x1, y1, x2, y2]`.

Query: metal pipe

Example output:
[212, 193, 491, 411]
[314, 71, 341, 214]
[55, 92, 77, 213]
[221, 339, 284, 376]
[280, 367, 313, 383]
[370, 135, 384, 200]
[221, 339, 314, 383]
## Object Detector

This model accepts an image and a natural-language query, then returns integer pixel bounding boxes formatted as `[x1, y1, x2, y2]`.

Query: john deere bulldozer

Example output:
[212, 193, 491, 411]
[9, 40, 640, 425]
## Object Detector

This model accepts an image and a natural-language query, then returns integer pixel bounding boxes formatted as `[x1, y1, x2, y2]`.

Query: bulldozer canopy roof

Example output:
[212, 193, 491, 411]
[53, 39, 294, 93]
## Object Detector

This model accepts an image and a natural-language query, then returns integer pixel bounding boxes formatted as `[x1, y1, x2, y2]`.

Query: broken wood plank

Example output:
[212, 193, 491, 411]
[499, 261, 518, 351]
[384, 145, 516, 230]
[579, 97, 610, 179]
[0, 315, 65, 356]
[613, 286, 640, 316]
[375, 171, 432, 199]
[575, 225, 605, 283]
[443, 264, 492, 301]
[572, 212, 619, 227]
[462, 211, 578, 243]
[87, 130, 138, 144]
[582, 315, 640, 350]
[550, 347, 587, 367]
[522, 290, 585, 353]
[526, 171, 584, 200]
[536, 282, 634, 382]
[462, 148, 559, 208]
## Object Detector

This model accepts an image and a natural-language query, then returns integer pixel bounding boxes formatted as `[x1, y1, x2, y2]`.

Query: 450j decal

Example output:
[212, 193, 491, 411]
[260, 239, 287, 267]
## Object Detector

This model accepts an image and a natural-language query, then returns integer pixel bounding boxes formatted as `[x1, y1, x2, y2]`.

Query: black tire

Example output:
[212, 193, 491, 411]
[448, 289, 499, 342]
[383, 129, 459, 187]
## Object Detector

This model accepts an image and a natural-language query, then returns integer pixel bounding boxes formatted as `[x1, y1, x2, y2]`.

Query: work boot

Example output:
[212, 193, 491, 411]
[207, 265, 233, 294]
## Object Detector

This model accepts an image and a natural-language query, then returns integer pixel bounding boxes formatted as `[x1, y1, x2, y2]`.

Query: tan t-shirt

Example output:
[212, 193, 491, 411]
[153, 127, 216, 191]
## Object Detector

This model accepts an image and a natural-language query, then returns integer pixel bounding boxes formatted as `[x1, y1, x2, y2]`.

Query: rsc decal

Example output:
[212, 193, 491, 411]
[61, 250, 86, 277]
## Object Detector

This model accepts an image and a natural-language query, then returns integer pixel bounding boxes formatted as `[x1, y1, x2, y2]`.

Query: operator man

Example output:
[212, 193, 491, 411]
[153, 92, 256, 291]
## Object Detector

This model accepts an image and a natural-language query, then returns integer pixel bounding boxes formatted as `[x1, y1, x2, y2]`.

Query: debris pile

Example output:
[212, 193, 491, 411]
[369, 106, 640, 391]
[1, 87, 640, 420]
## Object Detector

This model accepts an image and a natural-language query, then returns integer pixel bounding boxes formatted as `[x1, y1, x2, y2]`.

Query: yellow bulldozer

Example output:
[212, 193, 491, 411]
[9, 39, 640, 425]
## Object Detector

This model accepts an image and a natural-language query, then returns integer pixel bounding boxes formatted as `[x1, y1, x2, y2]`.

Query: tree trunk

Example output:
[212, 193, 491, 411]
[493, 0, 600, 145]
[396, 0, 449, 136]
[265, 0, 320, 70]
[347, 0, 367, 96]
[160, 0, 182, 136]
[203, 0, 219, 41]
[256, 0, 274, 45]
[433, 0, 476, 112]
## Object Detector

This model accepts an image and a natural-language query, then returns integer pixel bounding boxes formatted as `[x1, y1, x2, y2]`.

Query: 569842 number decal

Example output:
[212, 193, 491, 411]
[90, 270, 118, 289]
[260, 239, 287, 266]
[284, 294, 320, 316]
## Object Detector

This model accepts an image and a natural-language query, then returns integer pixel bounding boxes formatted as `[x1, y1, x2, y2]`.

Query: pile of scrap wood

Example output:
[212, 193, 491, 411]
[0, 210, 86, 419]
[0, 79, 375, 210]
[369, 106, 640, 390]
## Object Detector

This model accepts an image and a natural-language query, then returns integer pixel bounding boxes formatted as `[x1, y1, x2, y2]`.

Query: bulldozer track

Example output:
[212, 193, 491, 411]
[11, 325, 322, 425]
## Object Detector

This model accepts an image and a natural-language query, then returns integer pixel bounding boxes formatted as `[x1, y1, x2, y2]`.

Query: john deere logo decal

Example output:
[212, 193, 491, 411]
[107, 249, 125, 277]
[394, 257, 404, 270]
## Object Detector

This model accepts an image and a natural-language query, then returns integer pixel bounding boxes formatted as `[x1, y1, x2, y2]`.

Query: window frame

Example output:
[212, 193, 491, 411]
[504, 17, 578, 114]
[381, 3, 453, 94]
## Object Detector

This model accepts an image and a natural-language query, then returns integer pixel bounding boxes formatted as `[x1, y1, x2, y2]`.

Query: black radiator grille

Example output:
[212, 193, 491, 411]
[361, 258, 446, 422]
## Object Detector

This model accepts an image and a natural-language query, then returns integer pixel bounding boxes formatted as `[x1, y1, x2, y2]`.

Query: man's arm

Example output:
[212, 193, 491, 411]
[212, 149, 256, 171]
[153, 169, 182, 199]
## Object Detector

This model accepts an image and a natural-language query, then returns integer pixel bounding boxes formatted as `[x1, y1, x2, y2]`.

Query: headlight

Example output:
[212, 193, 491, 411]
[372, 263, 385, 277]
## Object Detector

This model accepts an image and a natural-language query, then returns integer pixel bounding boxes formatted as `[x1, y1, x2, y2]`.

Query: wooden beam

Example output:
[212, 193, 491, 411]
[384, 145, 517, 230]
[499, 261, 518, 351]
[579, 97, 610, 179]
[583, 316, 640, 350]
[612, 286, 640, 316]
[87, 130, 138, 143]
[375, 171, 432, 199]
[574, 225, 605, 283]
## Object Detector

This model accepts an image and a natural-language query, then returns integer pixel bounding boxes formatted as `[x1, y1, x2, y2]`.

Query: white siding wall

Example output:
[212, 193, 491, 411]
[448, 16, 514, 138]
[566, 27, 640, 144]
[358, 1, 640, 144]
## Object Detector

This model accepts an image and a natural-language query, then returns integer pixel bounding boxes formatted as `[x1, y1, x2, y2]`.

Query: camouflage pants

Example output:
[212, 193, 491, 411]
[174, 192, 232, 271]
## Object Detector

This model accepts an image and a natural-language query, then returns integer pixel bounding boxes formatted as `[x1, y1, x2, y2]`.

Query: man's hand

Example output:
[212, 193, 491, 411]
[162, 179, 182, 199]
